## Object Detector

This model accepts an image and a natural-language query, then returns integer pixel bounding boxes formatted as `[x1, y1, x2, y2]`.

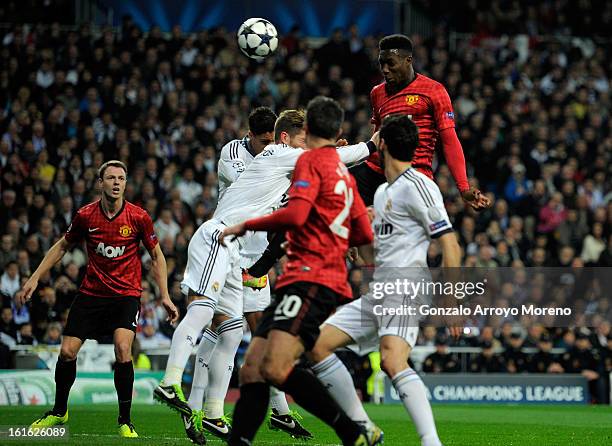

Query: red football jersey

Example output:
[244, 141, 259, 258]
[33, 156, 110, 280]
[64, 200, 158, 298]
[366, 73, 456, 176]
[276, 147, 368, 299]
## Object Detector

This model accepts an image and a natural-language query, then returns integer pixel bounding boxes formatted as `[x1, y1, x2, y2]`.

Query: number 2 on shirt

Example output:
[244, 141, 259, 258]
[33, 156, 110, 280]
[329, 179, 354, 239]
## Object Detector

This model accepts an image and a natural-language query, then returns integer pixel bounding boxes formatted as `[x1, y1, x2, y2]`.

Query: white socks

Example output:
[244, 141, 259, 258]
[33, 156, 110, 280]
[203, 317, 243, 419]
[391, 368, 441, 446]
[269, 386, 291, 416]
[312, 354, 374, 429]
[163, 300, 215, 386]
[188, 328, 218, 411]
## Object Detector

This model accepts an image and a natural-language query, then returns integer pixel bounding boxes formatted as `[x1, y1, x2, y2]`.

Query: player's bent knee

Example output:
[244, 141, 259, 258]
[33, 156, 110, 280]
[239, 361, 263, 385]
[59, 347, 78, 362]
[380, 356, 407, 378]
[260, 357, 291, 386]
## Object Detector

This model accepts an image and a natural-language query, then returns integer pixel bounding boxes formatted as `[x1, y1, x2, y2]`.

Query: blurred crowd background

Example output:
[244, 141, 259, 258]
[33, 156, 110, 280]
[0, 1, 610, 402]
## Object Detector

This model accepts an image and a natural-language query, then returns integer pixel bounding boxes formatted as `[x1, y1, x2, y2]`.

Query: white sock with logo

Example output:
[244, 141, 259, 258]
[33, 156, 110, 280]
[269, 386, 291, 416]
[312, 353, 374, 429]
[188, 328, 218, 411]
[163, 301, 215, 386]
[203, 317, 243, 419]
[391, 368, 441, 446]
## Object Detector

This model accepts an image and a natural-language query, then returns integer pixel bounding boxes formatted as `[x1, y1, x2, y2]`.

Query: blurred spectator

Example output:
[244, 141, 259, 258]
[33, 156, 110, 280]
[562, 333, 605, 403]
[154, 208, 181, 243]
[528, 334, 564, 373]
[0, 261, 20, 298]
[422, 334, 460, 373]
[17, 322, 36, 345]
[0, 306, 18, 341]
[470, 340, 506, 373]
[580, 222, 606, 264]
[503, 333, 528, 373]
[537, 193, 567, 234]
[42, 322, 62, 345]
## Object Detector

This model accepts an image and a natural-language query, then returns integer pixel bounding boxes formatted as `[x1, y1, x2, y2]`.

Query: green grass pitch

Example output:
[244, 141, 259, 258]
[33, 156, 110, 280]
[0, 403, 610, 445]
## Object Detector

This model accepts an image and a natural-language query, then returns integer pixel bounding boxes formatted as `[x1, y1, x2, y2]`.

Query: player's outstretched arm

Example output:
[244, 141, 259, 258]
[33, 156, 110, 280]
[16, 236, 74, 305]
[148, 243, 179, 324]
[220, 197, 313, 246]
[440, 128, 491, 210]
[438, 231, 461, 268]
[437, 231, 463, 338]
[335, 131, 380, 166]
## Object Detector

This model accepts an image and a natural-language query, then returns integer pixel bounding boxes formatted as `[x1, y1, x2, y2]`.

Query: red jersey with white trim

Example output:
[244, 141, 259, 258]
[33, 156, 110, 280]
[366, 73, 456, 176]
[64, 200, 158, 298]
[276, 147, 368, 299]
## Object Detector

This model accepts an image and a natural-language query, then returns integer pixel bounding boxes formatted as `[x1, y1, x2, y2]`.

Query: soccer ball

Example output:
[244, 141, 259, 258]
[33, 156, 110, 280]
[237, 18, 278, 61]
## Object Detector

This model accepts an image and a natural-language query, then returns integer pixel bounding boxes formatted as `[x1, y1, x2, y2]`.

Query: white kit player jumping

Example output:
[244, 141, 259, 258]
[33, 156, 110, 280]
[310, 115, 463, 446]
[154, 108, 379, 443]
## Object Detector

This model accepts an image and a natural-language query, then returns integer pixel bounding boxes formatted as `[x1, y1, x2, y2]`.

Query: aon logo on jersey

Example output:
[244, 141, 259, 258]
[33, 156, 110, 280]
[96, 242, 126, 258]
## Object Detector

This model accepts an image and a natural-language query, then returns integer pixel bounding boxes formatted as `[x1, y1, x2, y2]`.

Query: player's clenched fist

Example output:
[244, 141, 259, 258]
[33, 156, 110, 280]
[219, 222, 247, 246]
[16, 276, 39, 306]
[161, 296, 179, 324]
[461, 187, 492, 210]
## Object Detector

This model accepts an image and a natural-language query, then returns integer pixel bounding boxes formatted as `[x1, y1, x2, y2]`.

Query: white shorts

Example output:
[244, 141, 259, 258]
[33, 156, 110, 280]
[239, 254, 271, 314]
[216, 266, 243, 317]
[181, 220, 242, 316]
[323, 293, 420, 354]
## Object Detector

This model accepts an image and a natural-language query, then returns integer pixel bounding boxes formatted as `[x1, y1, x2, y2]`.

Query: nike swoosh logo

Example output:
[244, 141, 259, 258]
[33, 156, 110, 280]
[202, 419, 229, 434]
[89, 228, 99, 232]
[273, 418, 296, 429]
[157, 387, 175, 399]
[132, 322, 137, 327]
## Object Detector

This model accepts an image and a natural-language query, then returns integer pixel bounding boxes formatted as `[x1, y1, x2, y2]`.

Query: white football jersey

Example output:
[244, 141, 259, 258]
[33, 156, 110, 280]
[218, 136, 255, 199]
[213, 141, 371, 237]
[217, 136, 264, 257]
[372, 168, 452, 270]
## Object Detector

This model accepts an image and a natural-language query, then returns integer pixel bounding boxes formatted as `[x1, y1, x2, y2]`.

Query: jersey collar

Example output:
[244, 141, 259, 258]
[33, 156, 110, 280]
[98, 199, 126, 222]
[386, 72, 420, 97]
[388, 166, 414, 187]
[243, 136, 257, 157]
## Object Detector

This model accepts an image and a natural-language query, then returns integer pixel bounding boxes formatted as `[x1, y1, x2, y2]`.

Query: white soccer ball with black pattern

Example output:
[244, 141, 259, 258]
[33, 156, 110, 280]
[237, 18, 278, 61]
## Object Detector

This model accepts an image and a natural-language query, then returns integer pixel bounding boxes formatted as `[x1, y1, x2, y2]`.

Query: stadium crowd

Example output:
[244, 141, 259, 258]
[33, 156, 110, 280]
[0, 11, 610, 400]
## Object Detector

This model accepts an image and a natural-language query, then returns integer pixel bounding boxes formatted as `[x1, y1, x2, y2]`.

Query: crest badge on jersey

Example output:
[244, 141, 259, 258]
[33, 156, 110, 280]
[212, 282, 220, 292]
[119, 225, 132, 237]
[385, 199, 393, 212]
[406, 95, 419, 106]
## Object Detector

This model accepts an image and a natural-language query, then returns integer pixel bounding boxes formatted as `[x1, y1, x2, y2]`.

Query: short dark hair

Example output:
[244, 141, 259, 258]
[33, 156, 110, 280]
[248, 107, 277, 135]
[274, 109, 305, 142]
[306, 96, 344, 140]
[379, 114, 419, 162]
[98, 160, 128, 179]
[379, 34, 413, 54]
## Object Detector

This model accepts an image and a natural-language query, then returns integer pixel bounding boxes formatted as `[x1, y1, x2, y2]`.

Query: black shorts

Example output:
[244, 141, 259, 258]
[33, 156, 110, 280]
[254, 282, 343, 351]
[63, 293, 140, 341]
[349, 162, 386, 206]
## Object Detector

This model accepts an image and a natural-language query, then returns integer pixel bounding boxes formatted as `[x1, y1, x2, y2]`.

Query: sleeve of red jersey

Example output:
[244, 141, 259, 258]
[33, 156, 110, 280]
[370, 88, 381, 130]
[286, 153, 321, 205]
[139, 211, 159, 251]
[432, 84, 470, 193]
[431, 84, 456, 132]
[64, 210, 85, 244]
